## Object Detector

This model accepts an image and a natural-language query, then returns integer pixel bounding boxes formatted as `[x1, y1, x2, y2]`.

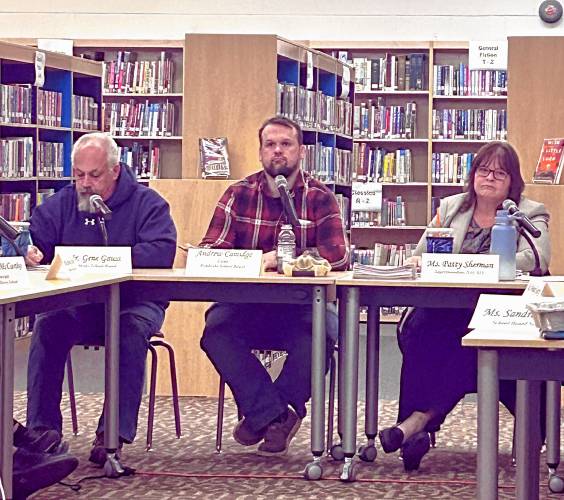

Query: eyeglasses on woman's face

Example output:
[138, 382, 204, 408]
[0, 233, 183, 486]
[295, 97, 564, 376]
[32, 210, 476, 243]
[475, 166, 509, 182]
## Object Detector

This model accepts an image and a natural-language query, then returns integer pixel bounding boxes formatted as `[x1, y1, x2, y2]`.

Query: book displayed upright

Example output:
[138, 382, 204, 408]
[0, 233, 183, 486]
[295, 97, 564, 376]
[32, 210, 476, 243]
[532, 138, 564, 184]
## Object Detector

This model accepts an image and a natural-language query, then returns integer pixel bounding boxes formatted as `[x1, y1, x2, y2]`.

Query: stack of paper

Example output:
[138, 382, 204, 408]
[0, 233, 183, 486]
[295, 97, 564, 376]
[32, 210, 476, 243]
[352, 262, 416, 280]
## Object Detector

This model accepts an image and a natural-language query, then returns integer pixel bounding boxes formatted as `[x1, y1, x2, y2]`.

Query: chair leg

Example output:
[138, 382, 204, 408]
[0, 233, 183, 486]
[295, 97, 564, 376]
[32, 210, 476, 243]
[65, 352, 79, 436]
[146, 344, 158, 451]
[327, 351, 337, 452]
[216, 377, 226, 453]
[151, 340, 182, 439]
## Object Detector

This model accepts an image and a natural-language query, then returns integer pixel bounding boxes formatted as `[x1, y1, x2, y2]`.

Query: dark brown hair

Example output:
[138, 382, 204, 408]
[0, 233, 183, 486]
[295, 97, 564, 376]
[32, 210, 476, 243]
[258, 116, 303, 146]
[461, 141, 525, 211]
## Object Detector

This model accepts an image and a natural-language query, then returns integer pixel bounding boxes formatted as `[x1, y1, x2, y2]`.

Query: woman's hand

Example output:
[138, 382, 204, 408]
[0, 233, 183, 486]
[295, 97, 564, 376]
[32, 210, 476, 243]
[405, 255, 422, 271]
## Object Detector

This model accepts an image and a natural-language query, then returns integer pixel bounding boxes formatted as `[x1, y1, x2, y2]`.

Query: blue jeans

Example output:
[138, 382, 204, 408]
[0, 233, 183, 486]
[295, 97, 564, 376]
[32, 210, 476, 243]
[200, 302, 338, 433]
[26, 303, 163, 443]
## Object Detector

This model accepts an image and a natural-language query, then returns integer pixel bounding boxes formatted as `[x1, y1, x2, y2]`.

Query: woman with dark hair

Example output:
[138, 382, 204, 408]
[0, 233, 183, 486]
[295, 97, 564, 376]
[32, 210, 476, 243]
[378, 141, 551, 471]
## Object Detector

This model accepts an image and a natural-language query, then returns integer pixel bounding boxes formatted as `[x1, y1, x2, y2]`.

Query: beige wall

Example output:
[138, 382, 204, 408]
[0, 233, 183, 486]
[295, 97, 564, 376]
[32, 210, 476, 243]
[1, 1, 563, 41]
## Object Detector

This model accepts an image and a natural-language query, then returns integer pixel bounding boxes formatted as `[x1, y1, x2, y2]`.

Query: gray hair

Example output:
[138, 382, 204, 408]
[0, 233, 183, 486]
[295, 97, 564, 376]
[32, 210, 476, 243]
[71, 132, 119, 169]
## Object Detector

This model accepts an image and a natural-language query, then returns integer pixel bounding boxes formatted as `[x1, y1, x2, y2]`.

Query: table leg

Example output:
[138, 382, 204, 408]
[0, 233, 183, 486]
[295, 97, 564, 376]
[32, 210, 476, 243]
[358, 305, 379, 463]
[0, 304, 15, 499]
[340, 286, 359, 481]
[516, 379, 541, 500]
[103, 283, 123, 476]
[310, 285, 327, 458]
[477, 349, 499, 500]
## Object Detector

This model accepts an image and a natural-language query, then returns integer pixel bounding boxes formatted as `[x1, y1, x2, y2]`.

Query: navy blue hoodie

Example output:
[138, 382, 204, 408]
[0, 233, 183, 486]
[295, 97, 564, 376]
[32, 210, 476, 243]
[30, 165, 177, 324]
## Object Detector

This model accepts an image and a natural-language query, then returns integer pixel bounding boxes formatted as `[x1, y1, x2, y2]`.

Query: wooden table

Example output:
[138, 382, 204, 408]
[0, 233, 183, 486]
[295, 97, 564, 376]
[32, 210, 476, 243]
[334, 274, 526, 481]
[463, 329, 564, 500]
[0, 272, 127, 499]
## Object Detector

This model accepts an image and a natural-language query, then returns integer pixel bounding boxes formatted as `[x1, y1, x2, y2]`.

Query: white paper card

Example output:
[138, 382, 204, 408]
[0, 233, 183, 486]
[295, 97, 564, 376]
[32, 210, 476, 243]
[306, 51, 314, 90]
[45, 253, 80, 281]
[469, 294, 537, 332]
[421, 253, 499, 283]
[54, 246, 132, 274]
[469, 40, 508, 70]
[351, 182, 382, 211]
[186, 248, 262, 278]
[0, 257, 29, 289]
[34, 51, 45, 87]
[341, 66, 350, 99]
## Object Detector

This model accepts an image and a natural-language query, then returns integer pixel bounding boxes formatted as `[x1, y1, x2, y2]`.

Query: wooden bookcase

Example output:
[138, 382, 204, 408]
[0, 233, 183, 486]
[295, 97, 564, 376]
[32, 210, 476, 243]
[310, 41, 508, 262]
[0, 40, 102, 223]
[508, 36, 564, 275]
[73, 40, 184, 182]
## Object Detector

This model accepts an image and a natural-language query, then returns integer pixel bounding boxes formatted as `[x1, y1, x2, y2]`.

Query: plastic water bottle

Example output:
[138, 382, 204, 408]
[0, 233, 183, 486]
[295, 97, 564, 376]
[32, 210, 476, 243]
[489, 209, 517, 281]
[277, 224, 296, 274]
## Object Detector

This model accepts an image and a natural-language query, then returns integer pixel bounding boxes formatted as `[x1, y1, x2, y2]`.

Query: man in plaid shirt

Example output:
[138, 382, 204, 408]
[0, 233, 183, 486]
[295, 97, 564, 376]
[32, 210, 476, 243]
[200, 116, 348, 456]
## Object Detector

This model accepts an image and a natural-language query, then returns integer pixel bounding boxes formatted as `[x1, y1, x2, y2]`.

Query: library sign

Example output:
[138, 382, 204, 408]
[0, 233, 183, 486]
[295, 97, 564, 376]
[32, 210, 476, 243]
[351, 182, 382, 212]
[469, 40, 508, 70]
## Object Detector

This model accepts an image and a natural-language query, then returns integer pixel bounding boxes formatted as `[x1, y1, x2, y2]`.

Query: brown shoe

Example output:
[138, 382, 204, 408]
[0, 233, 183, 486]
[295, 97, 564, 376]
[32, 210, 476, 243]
[89, 433, 123, 466]
[233, 418, 267, 446]
[256, 408, 301, 456]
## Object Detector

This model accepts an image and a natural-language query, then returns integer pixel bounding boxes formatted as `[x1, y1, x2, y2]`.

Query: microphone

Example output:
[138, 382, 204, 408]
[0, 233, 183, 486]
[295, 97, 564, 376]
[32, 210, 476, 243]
[502, 199, 542, 238]
[274, 175, 300, 227]
[89, 194, 112, 220]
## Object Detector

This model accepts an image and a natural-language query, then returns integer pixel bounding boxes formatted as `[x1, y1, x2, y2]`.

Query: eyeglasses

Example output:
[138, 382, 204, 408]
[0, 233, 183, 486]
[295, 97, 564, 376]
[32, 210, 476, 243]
[475, 166, 509, 181]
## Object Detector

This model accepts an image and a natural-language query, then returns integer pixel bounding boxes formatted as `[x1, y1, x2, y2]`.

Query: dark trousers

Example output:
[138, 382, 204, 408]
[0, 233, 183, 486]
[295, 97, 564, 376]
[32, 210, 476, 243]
[398, 307, 525, 432]
[26, 303, 162, 443]
[200, 302, 338, 433]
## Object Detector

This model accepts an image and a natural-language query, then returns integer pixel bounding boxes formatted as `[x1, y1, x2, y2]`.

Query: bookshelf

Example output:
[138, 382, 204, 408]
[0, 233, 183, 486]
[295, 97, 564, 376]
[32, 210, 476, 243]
[0, 40, 102, 224]
[148, 34, 355, 396]
[73, 40, 184, 182]
[508, 36, 564, 275]
[311, 41, 508, 266]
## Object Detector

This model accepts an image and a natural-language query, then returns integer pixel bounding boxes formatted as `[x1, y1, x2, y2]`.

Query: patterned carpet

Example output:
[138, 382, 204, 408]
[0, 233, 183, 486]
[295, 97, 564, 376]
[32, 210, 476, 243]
[11, 392, 561, 499]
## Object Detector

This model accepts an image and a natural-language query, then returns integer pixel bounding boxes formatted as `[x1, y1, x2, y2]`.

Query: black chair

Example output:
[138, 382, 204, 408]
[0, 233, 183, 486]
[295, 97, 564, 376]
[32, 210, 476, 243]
[65, 331, 181, 451]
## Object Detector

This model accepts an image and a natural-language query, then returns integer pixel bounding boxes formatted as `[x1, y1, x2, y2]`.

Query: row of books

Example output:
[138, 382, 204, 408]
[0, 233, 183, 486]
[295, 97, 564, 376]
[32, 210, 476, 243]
[103, 51, 175, 94]
[300, 144, 352, 185]
[37, 188, 56, 205]
[0, 83, 32, 124]
[276, 83, 353, 136]
[353, 144, 413, 183]
[335, 193, 351, 230]
[433, 66, 508, 96]
[352, 195, 407, 228]
[352, 242, 418, 267]
[37, 89, 63, 127]
[0, 192, 31, 222]
[38, 141, 64, 178]
[431, 108, 507, 141]
[73, 95, 99, 130]
[353, 99, 417, 139]
[118, 143, 160, 180]
[350, 53, 428, 92]
[432, 151, 475, 184]
[103, 100, 176, 137]
[0, 137, 33, 178]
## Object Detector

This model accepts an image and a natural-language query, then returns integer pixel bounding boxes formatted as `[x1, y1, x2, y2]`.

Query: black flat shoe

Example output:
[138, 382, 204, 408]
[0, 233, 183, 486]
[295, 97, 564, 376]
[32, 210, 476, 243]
[401, 431, 430, 471]
[378, 426, 404, 453]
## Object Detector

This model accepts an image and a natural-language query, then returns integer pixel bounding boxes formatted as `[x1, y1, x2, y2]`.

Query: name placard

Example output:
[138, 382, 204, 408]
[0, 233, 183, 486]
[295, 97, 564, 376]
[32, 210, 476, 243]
[420, 253, 499, 283]
[186, 248, 262, 278]
[524, 276, 564, 298]
[45, 253, 80, 281]
[0, 257, 29, 289]
[469, 293, 537, 332]
[54, 246, 132, 274]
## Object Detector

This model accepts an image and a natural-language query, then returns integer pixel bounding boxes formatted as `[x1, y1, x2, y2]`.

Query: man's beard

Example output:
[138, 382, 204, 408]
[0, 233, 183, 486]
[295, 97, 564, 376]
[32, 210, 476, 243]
[263, 157, 298, 178]
[77, 191, 95, 213]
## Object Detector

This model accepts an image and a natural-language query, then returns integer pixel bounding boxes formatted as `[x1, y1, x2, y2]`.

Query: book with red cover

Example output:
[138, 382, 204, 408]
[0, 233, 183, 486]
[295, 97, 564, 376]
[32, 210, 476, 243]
[533, 138, 564, 184]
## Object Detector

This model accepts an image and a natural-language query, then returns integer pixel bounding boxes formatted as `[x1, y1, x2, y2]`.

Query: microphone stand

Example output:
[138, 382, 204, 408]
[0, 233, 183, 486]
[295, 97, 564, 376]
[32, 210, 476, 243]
[97, 216, 109, 247]
[516, 226, 543, 277]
